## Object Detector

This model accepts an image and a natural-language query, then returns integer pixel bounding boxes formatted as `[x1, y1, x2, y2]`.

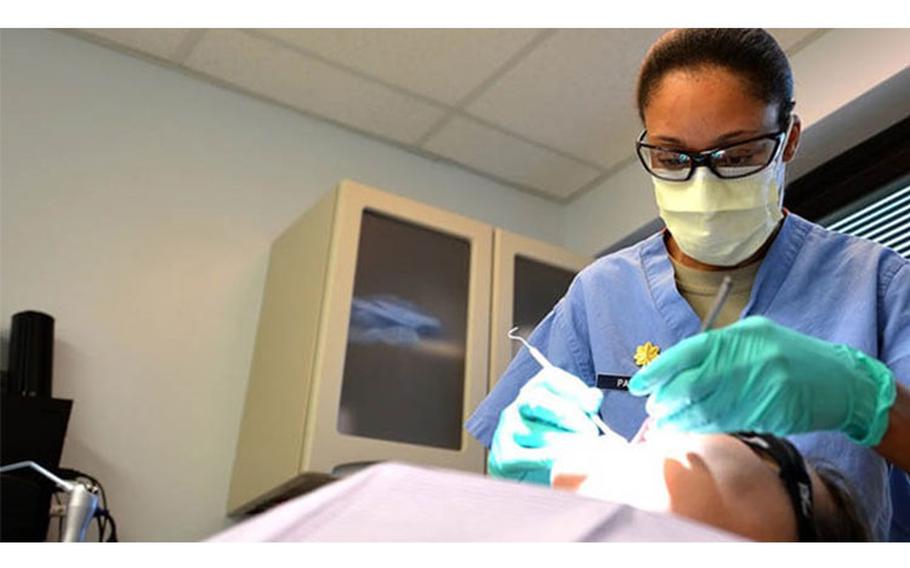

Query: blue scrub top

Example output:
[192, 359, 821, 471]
[466, 213, 910, 541]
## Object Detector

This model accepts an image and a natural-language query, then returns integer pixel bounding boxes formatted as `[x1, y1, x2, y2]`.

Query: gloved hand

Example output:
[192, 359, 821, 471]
[488, 365, 604, 484]
[628, 316, 896, 446]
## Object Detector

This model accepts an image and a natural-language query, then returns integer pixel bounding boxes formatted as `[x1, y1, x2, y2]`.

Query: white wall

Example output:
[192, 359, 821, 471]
[564, 158, 654, 257]
[789, 29, 910, 128]
[0, 29, 563, 541]
[565, 28, 910, 255]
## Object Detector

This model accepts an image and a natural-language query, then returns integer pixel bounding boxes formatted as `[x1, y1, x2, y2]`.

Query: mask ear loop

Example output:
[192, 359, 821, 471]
[771, 114, 796, 210]
[777, 114, 796, 161]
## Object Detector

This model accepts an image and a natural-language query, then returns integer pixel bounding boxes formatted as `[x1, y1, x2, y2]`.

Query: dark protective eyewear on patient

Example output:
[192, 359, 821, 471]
[731, 432, 817, 542]
[636, 130, 787, 182]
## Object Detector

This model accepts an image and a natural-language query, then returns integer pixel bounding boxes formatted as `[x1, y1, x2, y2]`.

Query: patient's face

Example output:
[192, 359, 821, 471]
[551, 430, 838, 542]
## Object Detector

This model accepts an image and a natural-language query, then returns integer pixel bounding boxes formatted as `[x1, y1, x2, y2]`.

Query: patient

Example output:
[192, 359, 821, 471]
[550, 421, 870, 542]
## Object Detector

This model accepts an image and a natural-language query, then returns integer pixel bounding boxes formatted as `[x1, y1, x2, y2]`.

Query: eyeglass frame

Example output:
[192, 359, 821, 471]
[634, 128, 789, 182]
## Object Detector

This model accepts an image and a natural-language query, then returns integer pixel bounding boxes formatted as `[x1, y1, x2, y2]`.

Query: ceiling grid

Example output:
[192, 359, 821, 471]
[69, 28, 823, 203]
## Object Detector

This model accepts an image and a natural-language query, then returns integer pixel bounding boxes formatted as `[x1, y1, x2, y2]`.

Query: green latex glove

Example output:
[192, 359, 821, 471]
[488, 365, 604, 484]
[627, 316, 896, 446]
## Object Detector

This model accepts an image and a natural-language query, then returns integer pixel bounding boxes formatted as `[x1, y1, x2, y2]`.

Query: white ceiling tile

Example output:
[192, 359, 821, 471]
[77, 29, 194, 61]
[466, 29, 667, 170]
[68, 28, 829, 205]
[182, 30, 446, 145]
[767, 29, 823, 53]
[256, 29, 542, 106]
[423, 116, 603, 199]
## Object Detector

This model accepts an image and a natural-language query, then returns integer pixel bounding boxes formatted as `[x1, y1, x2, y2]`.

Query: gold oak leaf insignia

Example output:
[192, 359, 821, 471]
[634, 342, 661, 367]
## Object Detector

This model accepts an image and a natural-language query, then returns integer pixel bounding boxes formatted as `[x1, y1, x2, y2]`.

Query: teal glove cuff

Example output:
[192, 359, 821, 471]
[842, 346, 897, 447]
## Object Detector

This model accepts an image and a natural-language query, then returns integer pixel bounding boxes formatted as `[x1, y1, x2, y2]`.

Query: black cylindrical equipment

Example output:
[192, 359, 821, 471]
[7, 311, 55, 398]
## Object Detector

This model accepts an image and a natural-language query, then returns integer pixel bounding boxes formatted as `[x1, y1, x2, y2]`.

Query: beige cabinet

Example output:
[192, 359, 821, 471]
[228, 179, 590, 515]
[489, 229, 592, 390]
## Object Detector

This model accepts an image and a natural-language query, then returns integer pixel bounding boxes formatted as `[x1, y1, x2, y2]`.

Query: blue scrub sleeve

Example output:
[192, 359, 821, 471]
[881, 262, 910, 388]
[464, 277, 596, 448]
[881, 261, 910, 540]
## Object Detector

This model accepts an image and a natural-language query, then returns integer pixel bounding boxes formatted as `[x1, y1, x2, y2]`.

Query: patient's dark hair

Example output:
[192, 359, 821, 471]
[810, 461, 872, 541]
[636, 28, 795, 131]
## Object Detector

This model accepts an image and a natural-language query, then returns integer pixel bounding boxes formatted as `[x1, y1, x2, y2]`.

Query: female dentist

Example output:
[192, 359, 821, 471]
[465, 28, 909, 541]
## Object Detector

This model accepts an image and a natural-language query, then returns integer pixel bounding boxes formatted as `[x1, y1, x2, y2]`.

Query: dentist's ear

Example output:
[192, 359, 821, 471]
[782, 114, 802, 163]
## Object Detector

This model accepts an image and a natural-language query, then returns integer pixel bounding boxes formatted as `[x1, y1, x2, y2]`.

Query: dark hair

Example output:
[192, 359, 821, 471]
[636, 29, 795, 131]
[811, 461, 872, 541]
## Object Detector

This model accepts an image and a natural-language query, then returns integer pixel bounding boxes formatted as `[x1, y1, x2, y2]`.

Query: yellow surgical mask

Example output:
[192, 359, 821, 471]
[652, 156, 786, 267]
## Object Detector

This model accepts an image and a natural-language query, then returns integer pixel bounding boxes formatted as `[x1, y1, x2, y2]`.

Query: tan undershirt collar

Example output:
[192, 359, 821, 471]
[668, 253, 763, 328]
[669, 254, 762, 296]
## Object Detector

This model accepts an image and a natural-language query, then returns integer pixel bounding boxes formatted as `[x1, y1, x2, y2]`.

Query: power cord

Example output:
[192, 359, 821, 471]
[95, 508, 118, 542]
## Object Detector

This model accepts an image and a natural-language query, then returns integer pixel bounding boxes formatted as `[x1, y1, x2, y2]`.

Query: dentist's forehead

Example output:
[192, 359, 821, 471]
[644, 68, 779, 151]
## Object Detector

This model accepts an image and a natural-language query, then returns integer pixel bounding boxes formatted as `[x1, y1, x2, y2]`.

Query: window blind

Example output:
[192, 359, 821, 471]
[824, 183, 910, 259]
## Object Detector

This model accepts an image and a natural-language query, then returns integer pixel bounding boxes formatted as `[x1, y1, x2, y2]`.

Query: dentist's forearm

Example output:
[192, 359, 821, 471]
[875, 381, 910, 472]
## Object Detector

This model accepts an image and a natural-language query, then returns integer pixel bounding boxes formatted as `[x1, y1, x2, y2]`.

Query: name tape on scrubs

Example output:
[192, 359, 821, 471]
[597, 374, 631, 391]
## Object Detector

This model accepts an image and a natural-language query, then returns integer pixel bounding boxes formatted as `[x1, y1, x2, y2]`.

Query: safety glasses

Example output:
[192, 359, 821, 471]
[635, 129, 787, 182]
